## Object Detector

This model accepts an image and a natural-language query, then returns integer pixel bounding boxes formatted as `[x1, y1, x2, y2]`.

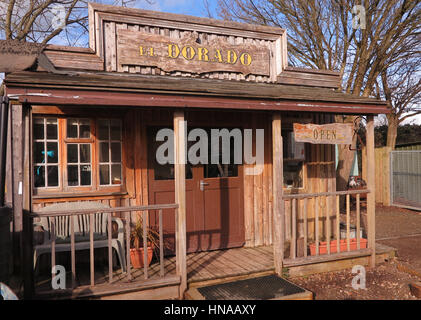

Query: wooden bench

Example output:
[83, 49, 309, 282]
[33, 201, 126, 273]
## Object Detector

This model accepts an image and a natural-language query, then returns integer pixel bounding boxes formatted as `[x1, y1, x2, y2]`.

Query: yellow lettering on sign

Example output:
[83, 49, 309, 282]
[140, 46, 154, 56]
[145, 43, 255, 67]
[240, 53, 252, 66]
[226, 50, 238, 64]
[168, 44, 180, 58]
[181, 46, 196, 60]
[198, 47, 209, 61]
[213, 49, 223, 63]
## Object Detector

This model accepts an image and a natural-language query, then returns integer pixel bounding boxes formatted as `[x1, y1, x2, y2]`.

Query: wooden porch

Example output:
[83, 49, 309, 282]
[33, 246, 274, 299]
[32, 242, 395, 299]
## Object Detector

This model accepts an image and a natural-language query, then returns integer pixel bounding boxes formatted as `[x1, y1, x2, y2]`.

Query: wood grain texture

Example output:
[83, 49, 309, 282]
[173, 110, 187, 296]
[117, 29, 271, 76]
[366, 116, 376, 267]
[272, 112, 284, 274]
[294, 123, 353, 144]
[5, 71, 389, 109]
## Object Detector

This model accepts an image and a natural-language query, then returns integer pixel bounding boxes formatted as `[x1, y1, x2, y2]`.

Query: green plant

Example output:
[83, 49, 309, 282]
[130, 217, 160, 251]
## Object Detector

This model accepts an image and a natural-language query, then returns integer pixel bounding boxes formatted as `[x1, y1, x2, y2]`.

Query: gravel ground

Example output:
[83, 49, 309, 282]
[376, 205, 421, 239]
[293, 260, 420, 300]
[292, 205, 421, 300]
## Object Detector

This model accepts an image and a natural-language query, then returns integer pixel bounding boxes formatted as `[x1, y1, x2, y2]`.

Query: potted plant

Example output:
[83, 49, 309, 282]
[129, 218, 160, 269]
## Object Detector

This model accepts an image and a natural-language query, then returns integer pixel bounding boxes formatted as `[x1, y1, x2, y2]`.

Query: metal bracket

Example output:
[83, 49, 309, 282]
[349, 116, 367, 151]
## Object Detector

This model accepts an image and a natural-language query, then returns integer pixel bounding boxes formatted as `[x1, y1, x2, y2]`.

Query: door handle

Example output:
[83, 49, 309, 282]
[200, 180, 209, 191]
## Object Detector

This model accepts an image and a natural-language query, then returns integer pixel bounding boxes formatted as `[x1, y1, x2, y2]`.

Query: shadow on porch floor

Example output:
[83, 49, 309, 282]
[33, 243, 395, 299]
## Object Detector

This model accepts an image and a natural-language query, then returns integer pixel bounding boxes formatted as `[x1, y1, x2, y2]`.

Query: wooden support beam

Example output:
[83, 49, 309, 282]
[272, 112, 284, 275]
[22, 105, 34, 298]
[366, 116, 376, 267]
[174, 110, 187, 297]
[10, 104, 23, 273]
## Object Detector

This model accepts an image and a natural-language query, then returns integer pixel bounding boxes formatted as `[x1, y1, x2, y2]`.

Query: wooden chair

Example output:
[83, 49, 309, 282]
[33, 201, 126, 274]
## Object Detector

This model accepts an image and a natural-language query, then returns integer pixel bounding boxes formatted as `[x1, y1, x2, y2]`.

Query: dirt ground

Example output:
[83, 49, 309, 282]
[292, 205, 421, 300]
[293, 260, 420, 300]
[376, 205, 421, 239]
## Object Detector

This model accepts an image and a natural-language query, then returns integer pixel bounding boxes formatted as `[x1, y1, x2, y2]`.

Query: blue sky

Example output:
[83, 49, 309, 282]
[134, 0, 216, 17]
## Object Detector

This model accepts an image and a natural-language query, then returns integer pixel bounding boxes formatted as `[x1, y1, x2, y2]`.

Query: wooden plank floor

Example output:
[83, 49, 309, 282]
[186, 246, 275, 283]
[34, 246, 275, 295]
[33, 243, 395, 298]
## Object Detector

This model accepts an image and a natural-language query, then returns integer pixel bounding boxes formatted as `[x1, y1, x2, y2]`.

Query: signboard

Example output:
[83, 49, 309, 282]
[117, 29, 271, 76]
[293, 123, 353, 145]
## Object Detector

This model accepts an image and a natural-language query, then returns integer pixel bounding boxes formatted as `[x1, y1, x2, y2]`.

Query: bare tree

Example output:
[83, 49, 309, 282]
[380, 55, 421, 148]
[216, 0, 421, 190]
[0, 0, 155, 46]
[203, 0, 214, 18]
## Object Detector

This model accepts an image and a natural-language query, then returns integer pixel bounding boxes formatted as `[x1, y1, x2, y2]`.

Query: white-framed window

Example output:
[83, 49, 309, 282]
[33, 116, 124, 195]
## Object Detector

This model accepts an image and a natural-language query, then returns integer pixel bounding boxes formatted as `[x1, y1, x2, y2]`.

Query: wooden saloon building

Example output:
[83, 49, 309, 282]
[0, 3, 390, 299]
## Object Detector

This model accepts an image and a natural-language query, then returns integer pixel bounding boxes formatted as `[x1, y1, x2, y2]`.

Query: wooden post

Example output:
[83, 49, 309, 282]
[272, 112, 284, 275]
[22, 105, 34, 298]
[366, 116, 376, 267]
[11, 104, 24, 273]
[383, 147, 391, 206]
[174, 110, 187, 297]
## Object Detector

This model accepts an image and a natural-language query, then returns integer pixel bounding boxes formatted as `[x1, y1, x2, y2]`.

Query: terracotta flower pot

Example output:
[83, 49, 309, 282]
[309, 238, 367, 256]
[130, 247, 154, 269]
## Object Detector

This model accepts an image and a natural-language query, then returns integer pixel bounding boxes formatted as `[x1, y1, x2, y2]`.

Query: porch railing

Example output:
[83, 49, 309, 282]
[282, 189, 371, 265]
[29, 203, 179, 296]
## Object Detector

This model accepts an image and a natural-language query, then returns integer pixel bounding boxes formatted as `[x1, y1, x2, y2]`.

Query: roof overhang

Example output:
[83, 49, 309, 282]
[4, 71, 390, 115]
[0, 40, 45, 73]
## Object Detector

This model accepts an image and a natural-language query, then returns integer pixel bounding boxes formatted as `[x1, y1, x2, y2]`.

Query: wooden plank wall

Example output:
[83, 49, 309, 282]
[301, 113, 336, 242]
[103, 21, 275, 83]
[30, 107, 336, 250]
[243, 112, 336, 247]
[363, 146, 390, 206]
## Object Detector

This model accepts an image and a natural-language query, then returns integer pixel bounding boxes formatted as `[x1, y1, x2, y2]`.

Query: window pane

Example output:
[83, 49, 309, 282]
[204, 164, 238, 178]
[67, 119, 78, 138]
[79, 144, 91, 163]
[46, 119, 57, 139]
[79, 120, 90, 138]
[46, 142, 58, 163]
[99, 142, 109, 162]
[34, 142, 45, 164]
[283, 161, 303, 188]
[33, 119, 44, 140]
[98, 120, 109, 140]
[111, 164, 121, 184]
[110, 120, 121, 140]
[100, 165, 110, 185]
[47, 166, 59, 187]
[68, 165, 78, 186]
[111, 142, 121, 162]
[34, 166, 45, 187]
[67, 144, 78, 163]
[80, 165, 91, 185]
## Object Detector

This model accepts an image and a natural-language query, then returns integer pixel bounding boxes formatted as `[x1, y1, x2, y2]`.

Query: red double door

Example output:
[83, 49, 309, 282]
[147, 127, 245, 253]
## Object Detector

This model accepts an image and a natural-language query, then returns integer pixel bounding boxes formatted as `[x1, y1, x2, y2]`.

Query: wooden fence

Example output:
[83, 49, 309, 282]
[362, 146, 391, 206]
[29, 204, 180, 298]
[282, 189, 372, 266]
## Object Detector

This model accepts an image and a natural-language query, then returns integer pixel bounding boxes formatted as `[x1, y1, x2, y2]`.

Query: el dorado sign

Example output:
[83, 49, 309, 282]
[293, 123, 353, 145]
[117, 29, 271, 76]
